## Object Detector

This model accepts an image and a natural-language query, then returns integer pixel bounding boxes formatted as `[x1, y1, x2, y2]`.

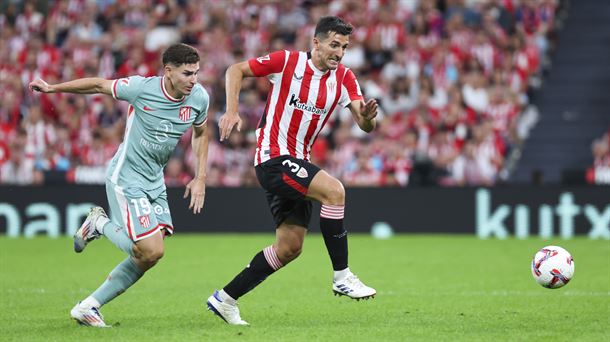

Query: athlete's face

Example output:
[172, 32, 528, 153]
[164, 62, 199, 97]
[313, 32, 349, 71]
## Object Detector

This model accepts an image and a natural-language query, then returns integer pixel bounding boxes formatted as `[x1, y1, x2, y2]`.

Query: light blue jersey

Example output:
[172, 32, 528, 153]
[107, 75, 209, 190]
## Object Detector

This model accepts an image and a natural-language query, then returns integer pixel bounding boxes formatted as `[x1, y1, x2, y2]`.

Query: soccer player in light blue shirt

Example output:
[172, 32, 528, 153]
[29, 43, 210, 327]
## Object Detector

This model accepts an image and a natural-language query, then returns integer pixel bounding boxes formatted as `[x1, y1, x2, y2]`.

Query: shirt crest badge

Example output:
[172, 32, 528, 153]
[179, 106, 191, 122]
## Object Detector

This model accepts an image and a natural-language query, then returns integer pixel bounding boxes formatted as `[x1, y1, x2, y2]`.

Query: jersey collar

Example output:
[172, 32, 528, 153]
[161, 76, 186, 102]
[307, 54, 330, 76]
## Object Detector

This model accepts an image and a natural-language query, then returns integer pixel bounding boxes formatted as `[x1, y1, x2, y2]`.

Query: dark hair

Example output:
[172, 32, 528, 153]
[162, 43, 200, 66]
[314, 16, 353, 39]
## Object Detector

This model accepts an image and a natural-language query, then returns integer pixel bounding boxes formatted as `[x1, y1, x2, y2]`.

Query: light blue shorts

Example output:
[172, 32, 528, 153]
[105, 181, 174, 242]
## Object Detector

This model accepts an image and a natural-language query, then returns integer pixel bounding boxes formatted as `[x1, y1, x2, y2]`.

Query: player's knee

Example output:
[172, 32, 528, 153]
[287, 244, 303, 260]
[322, 179, 345, 205]
[276, 244, 302, 263]
[137, 247, 164, 265]
[147, 249, 165, 263]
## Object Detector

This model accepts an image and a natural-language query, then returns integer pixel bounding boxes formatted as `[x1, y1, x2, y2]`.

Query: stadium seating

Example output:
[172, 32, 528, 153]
[510, 0, 610, 184]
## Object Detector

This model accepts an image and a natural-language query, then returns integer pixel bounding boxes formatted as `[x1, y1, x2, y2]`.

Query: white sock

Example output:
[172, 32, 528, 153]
[333, 267, 351, 282]
[96, 216, 110, 234]
[80, 296, 102, 309]
[218, 289, 236, 305]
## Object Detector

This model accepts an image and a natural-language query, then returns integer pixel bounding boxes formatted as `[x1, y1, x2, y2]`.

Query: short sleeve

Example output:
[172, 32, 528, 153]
[338, 68, 363, 107]
[193, 88, 210, 127]
[111, 76, 146, 103]
[248, 50, 287, 77]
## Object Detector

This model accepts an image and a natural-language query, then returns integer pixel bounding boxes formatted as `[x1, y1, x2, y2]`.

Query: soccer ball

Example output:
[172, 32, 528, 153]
[531, 246, 575, 289]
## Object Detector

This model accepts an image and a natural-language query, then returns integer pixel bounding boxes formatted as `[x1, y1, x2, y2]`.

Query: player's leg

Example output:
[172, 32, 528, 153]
[208, 156, 315, 325]
[306, 170, 376, 300]
[71, 237, 158, 327]
[71, 234, 162, 327]
[100, 183, 173, 258]
[208, 221, 306, 325]
[71, 186, 164, 327]
[273, 220, 307, 264]
[83, 231, 163, 306]
[98, 182, 138, 255]
[306, 170, 348, 270]
[221, 221, 306, 299]
[71, 254, 145, 328]
[131, 230, 164, 270]
[73, 181, 139, 255]
[132, 187, 173, 271]
[92, 186, 167, 299]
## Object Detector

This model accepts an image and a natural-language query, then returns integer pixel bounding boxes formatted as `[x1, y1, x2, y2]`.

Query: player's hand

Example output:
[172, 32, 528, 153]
[362, 99, 378, 121]
[184, 178, 206, 214]
[29, 79, 52, 93]
[218, 112, 242, 141]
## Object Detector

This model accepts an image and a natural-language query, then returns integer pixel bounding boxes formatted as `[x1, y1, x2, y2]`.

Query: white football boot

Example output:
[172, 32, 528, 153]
[70, 302, 109, 328]
[333, 273, 377, 300]
[206, 291, 249, 325]
[74, 207, 108, 253]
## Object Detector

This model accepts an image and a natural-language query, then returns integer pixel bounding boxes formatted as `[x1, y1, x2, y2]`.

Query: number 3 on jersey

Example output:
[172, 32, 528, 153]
[282, 159, 309, 179]
[282, 159, 299, 173]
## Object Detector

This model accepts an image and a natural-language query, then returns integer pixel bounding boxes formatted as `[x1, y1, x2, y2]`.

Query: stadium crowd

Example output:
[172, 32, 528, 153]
[0, 0, 560, 186]
[587, 129, 610, 184]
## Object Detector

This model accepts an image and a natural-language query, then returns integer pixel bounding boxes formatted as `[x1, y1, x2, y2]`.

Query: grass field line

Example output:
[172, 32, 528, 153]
[377, 289, 610, 297]
[4, 288, 608, 297]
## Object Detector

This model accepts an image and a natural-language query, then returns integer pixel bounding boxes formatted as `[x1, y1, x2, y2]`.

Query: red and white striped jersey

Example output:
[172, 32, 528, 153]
[248, 50, 363, 166]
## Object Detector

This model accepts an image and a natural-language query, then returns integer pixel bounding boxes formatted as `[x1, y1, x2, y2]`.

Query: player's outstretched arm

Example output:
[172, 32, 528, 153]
[218, 61, 256, 141]
[184, 122, 209, 214]
[29, 77, 114, 96]
[348, 98, 378, 133]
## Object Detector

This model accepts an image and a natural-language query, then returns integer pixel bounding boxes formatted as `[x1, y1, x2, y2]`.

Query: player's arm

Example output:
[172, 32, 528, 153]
[348, 98, 378, 133]
[218, 61, 255, 141]
[29, 77, 114, 96]
[183, 121, 209, 214]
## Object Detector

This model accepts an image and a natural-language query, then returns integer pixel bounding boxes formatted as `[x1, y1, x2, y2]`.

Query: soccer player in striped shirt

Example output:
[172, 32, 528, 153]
[29, 44, 211, 327]
[207, 16, 378, 325]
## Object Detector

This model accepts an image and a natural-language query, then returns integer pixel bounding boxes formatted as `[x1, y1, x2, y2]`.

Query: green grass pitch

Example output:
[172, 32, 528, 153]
[1, 234, 608, 341]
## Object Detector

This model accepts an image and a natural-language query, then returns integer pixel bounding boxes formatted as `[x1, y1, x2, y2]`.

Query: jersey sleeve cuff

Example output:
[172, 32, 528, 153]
[193, 117, 208, 127]
[111, 79, 119, 100]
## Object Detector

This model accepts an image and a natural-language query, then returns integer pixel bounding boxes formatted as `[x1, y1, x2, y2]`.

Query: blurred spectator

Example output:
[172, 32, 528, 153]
[1, 0, 563, 187]
[586, 129, 610, 185]
[451, 139, 493, 186]
[591, 131, 610, 168]
[1, 128, 40, 185]
[165, 157, 191, 187]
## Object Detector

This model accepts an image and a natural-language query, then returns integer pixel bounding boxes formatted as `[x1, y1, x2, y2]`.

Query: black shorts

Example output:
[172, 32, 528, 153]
[255, 156, 321, 228]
